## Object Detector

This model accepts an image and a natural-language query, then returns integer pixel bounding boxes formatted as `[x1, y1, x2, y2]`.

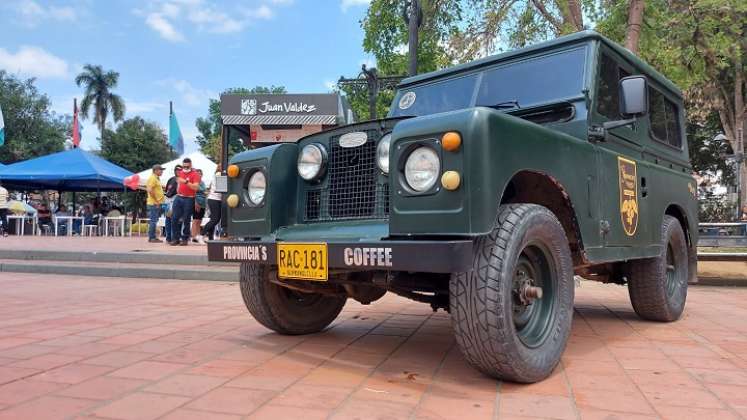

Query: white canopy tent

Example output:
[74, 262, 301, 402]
[135, 151, 217, 189]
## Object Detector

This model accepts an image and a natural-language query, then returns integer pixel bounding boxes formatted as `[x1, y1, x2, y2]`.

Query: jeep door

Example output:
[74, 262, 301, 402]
[591, 46, 656, 248]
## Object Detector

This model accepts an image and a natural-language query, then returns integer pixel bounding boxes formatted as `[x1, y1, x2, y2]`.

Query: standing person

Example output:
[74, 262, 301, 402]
[163, 164, 182, 244]
[0, 183, 8, 237]
[191, 169, 207, 244]
[201, 165, 223, 242]
[146, 164, 166, 243]
[170, 158, 201, 246]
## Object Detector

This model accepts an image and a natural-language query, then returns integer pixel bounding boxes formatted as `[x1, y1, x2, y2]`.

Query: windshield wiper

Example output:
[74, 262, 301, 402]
[485, 100, 521, 110]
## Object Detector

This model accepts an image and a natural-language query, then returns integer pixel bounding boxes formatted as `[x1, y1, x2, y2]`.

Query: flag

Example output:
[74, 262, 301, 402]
[72, 99, 81, 147]
[0, 102, 5, 146]
[169, 109, 184, 155]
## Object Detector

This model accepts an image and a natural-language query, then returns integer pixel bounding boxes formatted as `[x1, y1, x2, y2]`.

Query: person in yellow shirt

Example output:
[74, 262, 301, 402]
[146, 164, 166, 243]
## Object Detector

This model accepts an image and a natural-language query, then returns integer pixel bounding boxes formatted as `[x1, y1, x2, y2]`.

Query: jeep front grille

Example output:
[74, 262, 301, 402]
[303, 130, 389, 222]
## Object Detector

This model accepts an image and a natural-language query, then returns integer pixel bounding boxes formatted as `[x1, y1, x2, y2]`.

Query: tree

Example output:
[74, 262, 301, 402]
[0, 71, 67, 163]
[99, 117, 175, 217]
[100, 117, 174, 172]
[75, 64, 125, 138]
[195, 86, 286, 161]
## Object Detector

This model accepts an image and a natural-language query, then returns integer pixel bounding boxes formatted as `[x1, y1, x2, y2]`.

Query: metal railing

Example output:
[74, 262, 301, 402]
[697, 222, 747, 247]
[697, 222, 747, 262]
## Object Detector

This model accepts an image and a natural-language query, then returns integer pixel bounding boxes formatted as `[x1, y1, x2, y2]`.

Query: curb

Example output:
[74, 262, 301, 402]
[0, 249, 222, 265]
[0, 261, 238, 282]
[696, 277, 747, 287]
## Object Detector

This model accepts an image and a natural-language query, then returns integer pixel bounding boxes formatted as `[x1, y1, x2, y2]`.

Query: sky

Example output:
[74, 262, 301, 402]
[0, 0, 374, 153]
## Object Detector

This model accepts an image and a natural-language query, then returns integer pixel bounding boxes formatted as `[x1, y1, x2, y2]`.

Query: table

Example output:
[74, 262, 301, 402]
[104, 216, 126, 236]
[54, 215, 84, 236]
[7, 215, 37, 236]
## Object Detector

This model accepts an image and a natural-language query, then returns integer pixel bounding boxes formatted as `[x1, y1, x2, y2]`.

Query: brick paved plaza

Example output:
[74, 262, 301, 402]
[0, 273, 745, 419]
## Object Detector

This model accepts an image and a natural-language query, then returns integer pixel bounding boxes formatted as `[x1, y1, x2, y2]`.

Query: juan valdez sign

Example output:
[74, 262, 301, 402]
[260, 102, 317, 113]
[242, 98, 318, 115]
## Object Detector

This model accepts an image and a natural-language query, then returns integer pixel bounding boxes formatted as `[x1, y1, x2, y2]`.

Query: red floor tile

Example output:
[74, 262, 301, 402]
[91, 392, 190, 420]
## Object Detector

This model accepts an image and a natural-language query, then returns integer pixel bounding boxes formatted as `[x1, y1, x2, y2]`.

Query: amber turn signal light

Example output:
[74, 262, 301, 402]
[227, 164, 240, 178]
[441, 132, 461, 152]
[441, 171, 461, 191]
[226, 194, 240, 208]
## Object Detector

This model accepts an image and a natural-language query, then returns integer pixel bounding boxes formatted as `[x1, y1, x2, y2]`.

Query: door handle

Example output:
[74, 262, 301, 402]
[641, 177, 648, 197]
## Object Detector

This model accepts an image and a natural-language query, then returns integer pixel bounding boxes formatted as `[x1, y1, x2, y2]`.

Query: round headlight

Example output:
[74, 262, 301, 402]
[247, 171, 266, 205]
[377, 133, 392, 174]
[297, 144, 326, 181]
[404, 147, 440, 192]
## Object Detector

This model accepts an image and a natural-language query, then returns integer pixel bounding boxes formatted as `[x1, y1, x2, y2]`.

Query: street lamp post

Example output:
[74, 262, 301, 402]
[338, 65, 404, 121]
[403, 0, 423, 76]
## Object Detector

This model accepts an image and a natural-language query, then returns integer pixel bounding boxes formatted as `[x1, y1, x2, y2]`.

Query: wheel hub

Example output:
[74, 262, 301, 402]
[511, 246, 557, 348]
[514, 266, 544, 303]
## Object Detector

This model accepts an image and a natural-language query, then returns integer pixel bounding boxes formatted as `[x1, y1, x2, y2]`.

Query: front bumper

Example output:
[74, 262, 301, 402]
[207, 239, 473, 273]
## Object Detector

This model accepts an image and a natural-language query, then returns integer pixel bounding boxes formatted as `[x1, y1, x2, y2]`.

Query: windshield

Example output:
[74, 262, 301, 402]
[389, 46, 587, 117]
[475, 47, 587, 108]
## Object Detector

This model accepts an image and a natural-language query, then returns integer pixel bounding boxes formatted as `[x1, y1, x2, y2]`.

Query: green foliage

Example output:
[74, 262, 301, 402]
[195, 86, 286, 161]
[687, 111, 735, 185]
[100, 117, 174, 172]
[338, 82, 396, 122]
[0, 71, 66, 164]
[699, 197, 734, 223]
[450, 0, 595, 56]
[362, 0, 464, 75]
[75, 64, 125, 137]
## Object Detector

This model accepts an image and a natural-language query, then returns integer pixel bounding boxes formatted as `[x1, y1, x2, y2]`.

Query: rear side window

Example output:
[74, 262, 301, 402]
[596, 53, 630, 119]
[648, 87, 681, 148]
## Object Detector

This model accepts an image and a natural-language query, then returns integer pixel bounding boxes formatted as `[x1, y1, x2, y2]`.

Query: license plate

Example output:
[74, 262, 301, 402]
[277, 243, 328, 281]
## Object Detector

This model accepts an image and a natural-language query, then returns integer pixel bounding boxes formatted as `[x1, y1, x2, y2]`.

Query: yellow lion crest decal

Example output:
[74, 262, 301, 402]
[618, 156, 638, 236]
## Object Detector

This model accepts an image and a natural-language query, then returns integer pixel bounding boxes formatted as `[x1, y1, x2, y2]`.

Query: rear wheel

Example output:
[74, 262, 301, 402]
[450, 204, 574, 383]
[627, 215, 688, 322]
[239, 263, 346, 335]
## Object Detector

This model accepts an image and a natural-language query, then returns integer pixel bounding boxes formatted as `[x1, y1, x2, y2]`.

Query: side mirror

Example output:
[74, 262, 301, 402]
[619, 76, 648, 117]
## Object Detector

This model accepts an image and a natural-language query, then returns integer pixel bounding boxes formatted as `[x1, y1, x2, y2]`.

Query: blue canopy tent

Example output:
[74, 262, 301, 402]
[0, 148, 133, 192]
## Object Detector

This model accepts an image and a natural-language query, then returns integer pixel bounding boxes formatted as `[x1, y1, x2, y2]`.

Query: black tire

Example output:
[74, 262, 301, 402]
[450, 204, 575, 383]
[239, 263, 347, 335]
[627, 215, 688, 322]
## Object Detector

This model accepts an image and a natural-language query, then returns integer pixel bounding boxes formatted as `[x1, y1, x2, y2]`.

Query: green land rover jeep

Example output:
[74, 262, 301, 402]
[208, 31, 698, 383]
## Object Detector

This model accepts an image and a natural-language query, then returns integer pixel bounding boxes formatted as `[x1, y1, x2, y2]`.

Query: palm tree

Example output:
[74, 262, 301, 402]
[75, 64, 125, 138]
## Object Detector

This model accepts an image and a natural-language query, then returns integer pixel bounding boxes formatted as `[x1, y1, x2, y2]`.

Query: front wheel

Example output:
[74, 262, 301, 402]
[239, 263, 346, 335]
[450, 204, 575, 383]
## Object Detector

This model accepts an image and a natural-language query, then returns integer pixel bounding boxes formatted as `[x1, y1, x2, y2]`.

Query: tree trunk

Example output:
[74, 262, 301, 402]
[624, 0, 645, 54]
[567, 0, 583, 31]
[551, 0, 583, 33]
